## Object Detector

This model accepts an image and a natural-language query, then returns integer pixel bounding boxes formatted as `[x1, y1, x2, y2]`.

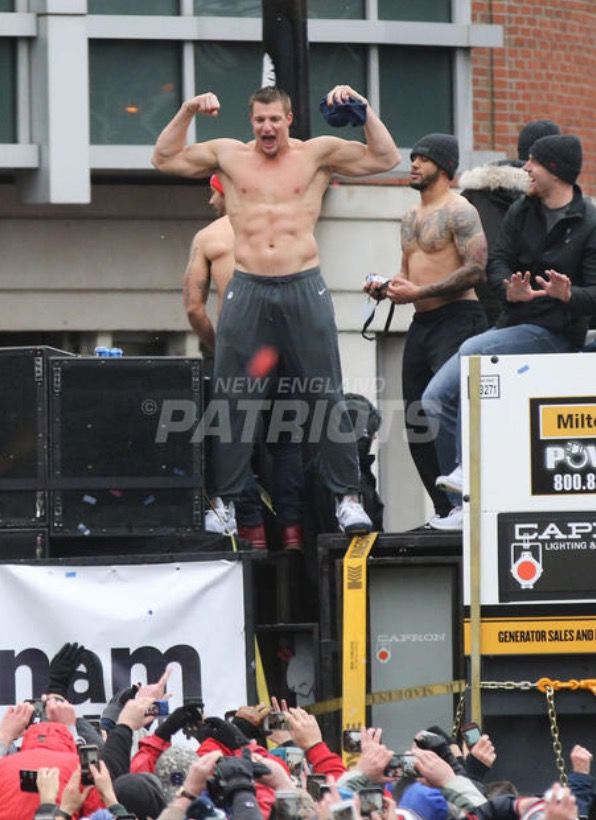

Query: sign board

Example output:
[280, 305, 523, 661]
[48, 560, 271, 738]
[460, 353, 596, 653]
[0, 559, 249, 715]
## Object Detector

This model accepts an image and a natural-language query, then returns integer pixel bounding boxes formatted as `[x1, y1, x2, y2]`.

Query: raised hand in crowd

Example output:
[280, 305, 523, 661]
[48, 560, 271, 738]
[464, 733, 497, 784]
[36, 766, 60, 805]
[570, 743, 593, 774]
[285, 706, 324, 751]
[355, 726, 394, 783]
[233, 703, 271, 743]
[117, 695, 157, 731]
[137, 665, 173, 702]
[154, 702, 205, 742]
[568, 743, 594, 817]
[314, 777, 343, 819]
[184, 750, 223, 797]
[412, 746, 455, 788]
[44, 696, 77, 728]
[47, 641, 87, 698]
[235, 703, 270, 727]
[468, 734, 496, 766]
[267, 696, 293, 745]
[100, 683, 140, 731]
[89, 759, 119, 808]
[250, 748, 295, 791]
[543, 784, 579, 820]
[58, 767, 92, 817]
[0, 701, 35, 749]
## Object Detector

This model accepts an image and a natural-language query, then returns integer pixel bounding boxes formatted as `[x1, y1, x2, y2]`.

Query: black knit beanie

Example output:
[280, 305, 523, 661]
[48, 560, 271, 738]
[517, 119, 560, 161]
[410, 133, 459, 179]
[113, 772, 166, 819]
[529, 134, 582, 184]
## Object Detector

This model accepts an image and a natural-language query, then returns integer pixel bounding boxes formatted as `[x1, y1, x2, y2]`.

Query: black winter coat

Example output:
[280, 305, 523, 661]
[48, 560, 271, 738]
[487, 184, 596, 348]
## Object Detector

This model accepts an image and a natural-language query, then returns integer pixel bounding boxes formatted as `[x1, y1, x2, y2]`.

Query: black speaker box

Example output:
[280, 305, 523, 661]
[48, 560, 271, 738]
[49, 356, 204, 537]
[0, 346, 73, 527]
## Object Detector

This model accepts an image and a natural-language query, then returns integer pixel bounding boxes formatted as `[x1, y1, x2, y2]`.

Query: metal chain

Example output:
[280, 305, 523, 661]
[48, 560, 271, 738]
[451, 685, 468, 740]
[480, 680, 536, 691]
[545, 686, 568, 786]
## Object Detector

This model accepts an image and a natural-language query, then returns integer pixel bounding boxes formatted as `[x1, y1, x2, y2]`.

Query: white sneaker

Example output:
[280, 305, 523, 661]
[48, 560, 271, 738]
[205, 497, 237, 535]
[436, 464, 463, 494]
[335, 495, 372, 535]
[428, 506, 463, 532]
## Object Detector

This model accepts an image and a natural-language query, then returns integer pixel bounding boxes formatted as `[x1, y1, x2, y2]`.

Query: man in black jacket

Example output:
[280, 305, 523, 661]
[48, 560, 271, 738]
[421, 134, 596, 496]
[460, 119, 561, 323]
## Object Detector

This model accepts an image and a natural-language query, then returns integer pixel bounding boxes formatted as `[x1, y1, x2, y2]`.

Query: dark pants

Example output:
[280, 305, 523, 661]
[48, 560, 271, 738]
[402, 301, 488, 516]
[211, 267, 360, 499]
[235, 438, 304, 527]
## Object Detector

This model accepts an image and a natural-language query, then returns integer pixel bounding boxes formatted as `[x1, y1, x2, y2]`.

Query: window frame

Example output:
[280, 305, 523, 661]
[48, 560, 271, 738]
[0, 0, 503, 175]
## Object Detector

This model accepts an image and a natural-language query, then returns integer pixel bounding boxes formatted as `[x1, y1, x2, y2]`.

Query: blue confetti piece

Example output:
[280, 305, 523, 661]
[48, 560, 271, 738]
[517, 364, 530, 374]
[172, 467, 185, 476]
[143, 495, 156, 506]
[65, 571, 77, 578]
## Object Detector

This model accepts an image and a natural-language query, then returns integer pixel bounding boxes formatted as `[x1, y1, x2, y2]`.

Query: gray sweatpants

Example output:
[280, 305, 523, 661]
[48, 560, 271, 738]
[210, 267, 360, 498]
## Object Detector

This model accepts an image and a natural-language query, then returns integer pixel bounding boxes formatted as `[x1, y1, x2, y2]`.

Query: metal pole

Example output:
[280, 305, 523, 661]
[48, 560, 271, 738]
[468, 355, 482, 725]
[262, 0, 311, 140]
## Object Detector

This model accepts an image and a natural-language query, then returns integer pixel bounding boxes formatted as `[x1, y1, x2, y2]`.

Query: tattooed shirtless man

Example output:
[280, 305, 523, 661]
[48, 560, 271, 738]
[365, 133, 488, 531]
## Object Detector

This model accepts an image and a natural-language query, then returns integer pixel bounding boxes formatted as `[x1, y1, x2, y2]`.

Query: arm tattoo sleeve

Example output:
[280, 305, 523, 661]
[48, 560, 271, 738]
[418, 201, 487, 300]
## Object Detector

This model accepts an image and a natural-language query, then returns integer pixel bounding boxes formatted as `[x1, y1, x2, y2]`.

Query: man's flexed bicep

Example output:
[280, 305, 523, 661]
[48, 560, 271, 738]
[153, 92, 232, 178]
[314, 85, 400, 176]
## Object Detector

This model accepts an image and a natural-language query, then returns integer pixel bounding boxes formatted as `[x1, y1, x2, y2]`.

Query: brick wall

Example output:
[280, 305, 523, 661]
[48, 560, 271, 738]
[472, 0, 596, 193]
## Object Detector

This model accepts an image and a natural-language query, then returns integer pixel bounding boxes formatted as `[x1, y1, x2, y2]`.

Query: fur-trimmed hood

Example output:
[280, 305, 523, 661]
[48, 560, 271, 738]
[459, 162, 529, 193]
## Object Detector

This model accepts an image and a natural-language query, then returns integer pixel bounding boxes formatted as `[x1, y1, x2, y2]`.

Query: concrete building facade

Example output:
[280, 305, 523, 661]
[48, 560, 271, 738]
[1, 1, 593, 530]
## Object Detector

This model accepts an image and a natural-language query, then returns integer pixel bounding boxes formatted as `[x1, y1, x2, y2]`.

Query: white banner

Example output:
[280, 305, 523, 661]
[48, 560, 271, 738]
[0, 559, 248, 718]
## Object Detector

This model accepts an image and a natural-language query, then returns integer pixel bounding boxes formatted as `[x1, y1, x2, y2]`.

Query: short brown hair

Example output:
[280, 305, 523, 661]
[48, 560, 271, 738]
[249, 87, 292, 114]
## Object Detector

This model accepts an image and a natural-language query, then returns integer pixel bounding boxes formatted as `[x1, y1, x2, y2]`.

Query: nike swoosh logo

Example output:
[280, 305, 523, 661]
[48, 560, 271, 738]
[318, 288, 326, 295]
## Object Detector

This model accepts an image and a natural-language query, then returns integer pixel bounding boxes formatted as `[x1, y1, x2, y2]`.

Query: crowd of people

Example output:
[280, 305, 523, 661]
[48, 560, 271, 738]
[0, 644, 592, 820]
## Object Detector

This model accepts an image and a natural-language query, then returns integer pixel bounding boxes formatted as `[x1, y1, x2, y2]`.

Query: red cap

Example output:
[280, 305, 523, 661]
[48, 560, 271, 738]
[209, 174, 224, 194]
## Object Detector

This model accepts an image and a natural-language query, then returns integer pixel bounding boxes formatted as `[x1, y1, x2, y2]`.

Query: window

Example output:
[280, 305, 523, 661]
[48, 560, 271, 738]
[379, 46, 453, 146]
[308, 0, 364, 18]
[88, 0, 178, 13]
[0, 0, 15, 10]
[378, 0, 451, 22]
[0, 40, 16, 144]
[194, 42, 262, 141]
[90, 41, 181, 144]
[193, 0, 259, 16]
[309, 44, 366, 138]
[193, 1, 364, 18]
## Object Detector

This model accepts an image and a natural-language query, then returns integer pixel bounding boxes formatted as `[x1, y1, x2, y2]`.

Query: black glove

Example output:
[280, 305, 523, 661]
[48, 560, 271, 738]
[155, 704, 202, 742]
[414, 730, 466, 776]
[464, 752, 491, 785]
[197, 716, 250, 750]
[216, 748, 271, 801]
[232, 716, 267, 745]
[47, 642, 86, 698]
[101, 684, 139, 730]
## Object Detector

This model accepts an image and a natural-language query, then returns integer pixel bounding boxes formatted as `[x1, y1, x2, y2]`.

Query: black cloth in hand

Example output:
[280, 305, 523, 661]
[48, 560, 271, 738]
[155, 704, 201, 741]
[197, 716, 250, 750]
[47, 642, 86, 698]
